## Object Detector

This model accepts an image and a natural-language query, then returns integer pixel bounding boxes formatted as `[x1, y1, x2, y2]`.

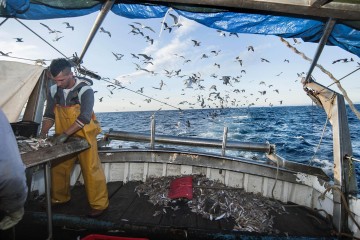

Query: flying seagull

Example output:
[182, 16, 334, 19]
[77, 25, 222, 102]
[14, 38, 23, 42]
[63, 22, 74, 31]
[100, 27, 111, 37]
[40, 23, 62, 34]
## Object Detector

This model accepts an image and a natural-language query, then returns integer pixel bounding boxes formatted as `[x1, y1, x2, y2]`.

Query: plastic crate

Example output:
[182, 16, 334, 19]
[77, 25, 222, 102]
[81, 234, 149, 240]
[10, 121, 39, 138]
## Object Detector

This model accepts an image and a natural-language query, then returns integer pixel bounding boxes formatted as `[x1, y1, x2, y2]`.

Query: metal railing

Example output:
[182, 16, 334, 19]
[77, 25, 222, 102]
[104, 118, 274, 155]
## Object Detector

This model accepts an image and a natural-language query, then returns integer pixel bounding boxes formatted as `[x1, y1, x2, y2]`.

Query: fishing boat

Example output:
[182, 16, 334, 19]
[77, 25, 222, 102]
[1, 0, 360, 239]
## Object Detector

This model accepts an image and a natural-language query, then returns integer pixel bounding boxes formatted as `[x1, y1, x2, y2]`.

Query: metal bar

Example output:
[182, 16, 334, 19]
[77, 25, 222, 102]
[139, 0, 360, 20]
[221, 127, 228, 156]
[304, 80, 356, 233]
[150, 115, 155, 149]
[78, 0, 114, 64]
[106, 130, 272, 153]
[304, 18, 336, 83]
[45, 162, 52, 240]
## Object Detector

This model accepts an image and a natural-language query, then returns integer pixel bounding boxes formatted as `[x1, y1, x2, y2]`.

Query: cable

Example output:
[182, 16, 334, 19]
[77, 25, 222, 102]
[0, 17, 8, 27]
[81, 75, 183, 111]
[325, 67, 360, 89]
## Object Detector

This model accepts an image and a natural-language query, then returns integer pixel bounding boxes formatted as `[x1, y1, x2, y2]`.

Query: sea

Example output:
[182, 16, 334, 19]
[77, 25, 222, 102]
[96, 104, 360, 191]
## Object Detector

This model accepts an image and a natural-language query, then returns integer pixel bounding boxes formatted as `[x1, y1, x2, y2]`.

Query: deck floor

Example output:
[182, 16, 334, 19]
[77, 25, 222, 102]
[8, 181, 335, 240]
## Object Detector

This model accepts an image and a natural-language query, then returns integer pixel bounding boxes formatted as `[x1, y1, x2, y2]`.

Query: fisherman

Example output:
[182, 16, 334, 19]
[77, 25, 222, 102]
[0, 108, 27, 231]
[39, 58, 109, 217]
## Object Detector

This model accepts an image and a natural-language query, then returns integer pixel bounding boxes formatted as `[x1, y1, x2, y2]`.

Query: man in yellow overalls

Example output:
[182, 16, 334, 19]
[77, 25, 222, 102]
[39, 58, 109, 217]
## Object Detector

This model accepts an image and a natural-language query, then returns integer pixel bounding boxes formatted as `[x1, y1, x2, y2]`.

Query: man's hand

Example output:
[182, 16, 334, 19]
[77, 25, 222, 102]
[51, 133, 69, 145]
[38, 132, 48, 139]
[0, 207, 24, 230]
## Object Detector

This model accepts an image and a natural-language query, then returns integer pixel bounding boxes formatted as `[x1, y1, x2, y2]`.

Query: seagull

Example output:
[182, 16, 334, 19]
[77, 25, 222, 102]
[191, 40, 201, 47]
[63, 22, 74, 31]
[229, 32, 239, 37]
[169, 13, 182, 28]
[53, 36, 64, 42]
[247, 46, 254, 52]
[40, 23, 62, 34]
[133, 22, 155, 33]
[100, 27, 111, 37]
[34, 59, 46, 65]
[260, 58, 270, 63]
[138, 53, 153, 61]
[0, 51, 12, 56]
[14, 38, 23, 42]
[162, 22, 172, 33]
[112, 52, 124, 61]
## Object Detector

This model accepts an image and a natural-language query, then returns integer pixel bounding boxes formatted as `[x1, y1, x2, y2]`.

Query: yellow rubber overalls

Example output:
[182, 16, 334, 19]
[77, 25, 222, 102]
[51, 104, 109, 210]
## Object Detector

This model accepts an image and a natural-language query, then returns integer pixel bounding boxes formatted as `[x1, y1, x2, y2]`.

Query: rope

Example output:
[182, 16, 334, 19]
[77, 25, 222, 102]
[271, 157, 279, 199]
[14, 18, 68, 59]
[319, 186, 360, 232]
[309, 94, 334, 165]
[279, 37, 360, 121]
[159, 7, 172, 38]
[309, 115, 329, 164]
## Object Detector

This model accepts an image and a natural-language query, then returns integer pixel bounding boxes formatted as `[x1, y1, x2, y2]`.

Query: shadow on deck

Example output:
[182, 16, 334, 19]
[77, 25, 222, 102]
[5, 181, 335, 240]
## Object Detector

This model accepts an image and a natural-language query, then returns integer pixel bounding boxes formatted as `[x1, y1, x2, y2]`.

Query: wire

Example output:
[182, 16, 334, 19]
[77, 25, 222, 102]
[82, 75, 183, 111]
[324, 67, 360, 90]
[0, 17, 8, 27]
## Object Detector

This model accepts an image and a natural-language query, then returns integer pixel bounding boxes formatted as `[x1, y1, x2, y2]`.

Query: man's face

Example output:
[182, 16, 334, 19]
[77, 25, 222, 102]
[52, 69, 74, 89]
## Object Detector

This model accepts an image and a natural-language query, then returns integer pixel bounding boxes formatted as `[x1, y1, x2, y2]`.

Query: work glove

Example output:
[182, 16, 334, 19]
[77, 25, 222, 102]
[51, 133, 69, 145]
[0, 207, 24, 230]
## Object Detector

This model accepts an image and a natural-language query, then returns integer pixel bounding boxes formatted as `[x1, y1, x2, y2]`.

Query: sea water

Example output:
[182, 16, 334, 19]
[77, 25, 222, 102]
[96, 104, 360, 189]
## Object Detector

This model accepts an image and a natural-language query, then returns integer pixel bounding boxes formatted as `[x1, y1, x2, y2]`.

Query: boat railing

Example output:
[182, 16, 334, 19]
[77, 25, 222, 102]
[103, 115, 275, 156]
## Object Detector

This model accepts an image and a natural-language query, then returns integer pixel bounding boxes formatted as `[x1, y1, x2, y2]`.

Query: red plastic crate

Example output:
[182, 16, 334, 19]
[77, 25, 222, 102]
[168, 176, 193, 200]
[81, 234, 149, 240]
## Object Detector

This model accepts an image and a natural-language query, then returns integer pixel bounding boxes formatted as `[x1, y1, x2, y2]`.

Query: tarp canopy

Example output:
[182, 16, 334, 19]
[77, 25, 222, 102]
[0, 60, 44, 122]
[0, 0, 360, 57]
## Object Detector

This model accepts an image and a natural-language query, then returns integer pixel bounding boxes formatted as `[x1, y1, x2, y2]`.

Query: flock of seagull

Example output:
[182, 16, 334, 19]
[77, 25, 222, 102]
[3, 12, 357, 111]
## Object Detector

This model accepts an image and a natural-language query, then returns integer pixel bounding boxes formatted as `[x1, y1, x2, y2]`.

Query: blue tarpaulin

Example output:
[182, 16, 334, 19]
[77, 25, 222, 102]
[1, 0, 360, 57]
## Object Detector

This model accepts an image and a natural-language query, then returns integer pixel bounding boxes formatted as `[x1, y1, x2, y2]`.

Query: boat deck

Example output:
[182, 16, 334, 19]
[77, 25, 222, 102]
[12, 181, 335, 240]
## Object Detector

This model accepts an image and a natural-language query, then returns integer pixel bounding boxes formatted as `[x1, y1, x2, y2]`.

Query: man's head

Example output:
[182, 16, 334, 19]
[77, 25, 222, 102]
[49, 58, 72, 77]
[49, 58, 75, 89]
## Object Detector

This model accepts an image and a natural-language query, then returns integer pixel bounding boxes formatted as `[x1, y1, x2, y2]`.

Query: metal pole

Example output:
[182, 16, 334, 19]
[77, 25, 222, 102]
[78, 0, 115, 64]
[106, 130, 272, 153]
[304, 18, 336, 83]
[150, 116, 155, 149]
[45, 162, 53, 240]
[221, 127, 228, 156]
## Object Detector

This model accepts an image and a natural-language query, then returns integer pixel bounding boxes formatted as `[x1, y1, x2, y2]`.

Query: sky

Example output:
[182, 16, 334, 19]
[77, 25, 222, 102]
[0, 11, 359, 113]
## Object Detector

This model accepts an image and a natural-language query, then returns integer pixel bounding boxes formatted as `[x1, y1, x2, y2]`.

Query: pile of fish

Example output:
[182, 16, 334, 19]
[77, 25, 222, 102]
[135, 175, 287, 234]
[16, 136, 53, 154]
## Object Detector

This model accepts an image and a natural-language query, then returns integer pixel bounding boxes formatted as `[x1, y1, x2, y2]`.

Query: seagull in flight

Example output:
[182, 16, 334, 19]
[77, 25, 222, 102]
[14, 38, 23, 42]
[100, 27, 111, 37]
[169, 13, 182, 28]
[133, 22, 155, 33]
[63, 22, 74, 31]
[0, 51, 12, 56]
[40, 23, 62, 34]
[191, 40, 201, 47]
[112, 52, 124, 61]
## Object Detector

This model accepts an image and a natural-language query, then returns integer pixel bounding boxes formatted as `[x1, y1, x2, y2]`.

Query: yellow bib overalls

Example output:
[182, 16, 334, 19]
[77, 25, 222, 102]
[51, 104, 109, 210]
